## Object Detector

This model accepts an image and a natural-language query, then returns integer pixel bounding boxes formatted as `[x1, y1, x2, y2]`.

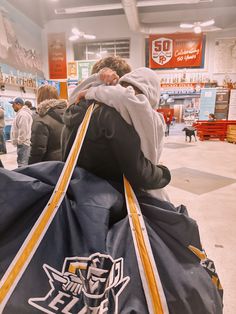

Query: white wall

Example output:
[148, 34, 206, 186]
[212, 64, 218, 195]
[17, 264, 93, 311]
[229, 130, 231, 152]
[42, 14, 236, 85]
[42, 14, 146, 78]
[0, 0, 43, 53]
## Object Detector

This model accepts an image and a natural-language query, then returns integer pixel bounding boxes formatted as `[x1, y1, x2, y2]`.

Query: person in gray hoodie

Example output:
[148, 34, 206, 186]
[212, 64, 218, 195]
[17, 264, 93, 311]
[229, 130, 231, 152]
[10, 97, 33, 167]
[73, 67, 169, 201]
[28, 85, 67, 164]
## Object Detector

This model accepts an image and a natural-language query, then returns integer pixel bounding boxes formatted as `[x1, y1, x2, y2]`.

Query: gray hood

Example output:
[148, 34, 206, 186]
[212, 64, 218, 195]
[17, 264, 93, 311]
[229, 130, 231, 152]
[37, 99, 67, 117]
[119, 67, 160, 109]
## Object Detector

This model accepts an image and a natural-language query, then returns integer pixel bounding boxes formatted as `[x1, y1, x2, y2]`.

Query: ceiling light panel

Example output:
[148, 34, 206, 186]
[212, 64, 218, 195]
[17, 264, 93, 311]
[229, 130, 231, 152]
[55, 4, 122, 15]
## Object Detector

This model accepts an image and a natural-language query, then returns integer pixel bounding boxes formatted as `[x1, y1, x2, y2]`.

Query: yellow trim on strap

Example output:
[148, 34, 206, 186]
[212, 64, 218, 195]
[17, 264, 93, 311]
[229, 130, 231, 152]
[0, 104, 94, 305]
[124, 177, 164, 314]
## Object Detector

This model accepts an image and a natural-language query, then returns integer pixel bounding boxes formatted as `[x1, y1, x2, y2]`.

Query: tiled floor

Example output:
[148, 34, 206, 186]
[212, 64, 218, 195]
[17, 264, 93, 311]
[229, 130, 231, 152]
[170, 167, 236, 194]
[1, 128, 236, 313]
[162, 126, 236, 314]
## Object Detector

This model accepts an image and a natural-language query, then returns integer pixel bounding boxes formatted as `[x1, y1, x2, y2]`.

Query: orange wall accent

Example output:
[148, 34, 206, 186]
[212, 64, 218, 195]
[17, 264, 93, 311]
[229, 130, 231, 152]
[59, 82, 68, 100]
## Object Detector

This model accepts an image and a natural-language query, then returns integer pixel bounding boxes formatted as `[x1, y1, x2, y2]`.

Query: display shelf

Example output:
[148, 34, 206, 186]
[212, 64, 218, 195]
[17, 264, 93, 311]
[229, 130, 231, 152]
[1, 82, 36, 90]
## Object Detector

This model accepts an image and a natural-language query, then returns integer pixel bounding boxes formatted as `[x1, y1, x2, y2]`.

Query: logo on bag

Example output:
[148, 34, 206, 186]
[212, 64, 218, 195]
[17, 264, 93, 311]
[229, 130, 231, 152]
[28, 253, 130, 313]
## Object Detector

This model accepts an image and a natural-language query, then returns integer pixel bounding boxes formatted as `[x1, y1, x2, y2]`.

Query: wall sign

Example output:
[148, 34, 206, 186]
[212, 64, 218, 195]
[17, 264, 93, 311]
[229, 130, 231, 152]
[199, 88, 217, 120]
[228, 89, 236, 120]
[67, 61, 78, 79]
[48, 33, 67, 79]
[77, 61, 96, 81]
[149, 33, 204, 69]
[214, 38, 236, 73]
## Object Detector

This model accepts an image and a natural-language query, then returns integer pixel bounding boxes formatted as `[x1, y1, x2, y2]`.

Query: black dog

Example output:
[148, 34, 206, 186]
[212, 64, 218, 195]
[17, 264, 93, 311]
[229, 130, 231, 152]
[182, 127, 197, 142]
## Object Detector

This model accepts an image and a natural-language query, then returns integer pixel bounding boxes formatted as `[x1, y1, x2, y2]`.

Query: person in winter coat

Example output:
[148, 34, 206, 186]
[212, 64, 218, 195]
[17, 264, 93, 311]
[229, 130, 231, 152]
[0, 105, 7, 154]
[10, 97, 33, 167]
[61, 57, 171, 191]
[28, 85, 67, 164]
[75, 67, 169, 201]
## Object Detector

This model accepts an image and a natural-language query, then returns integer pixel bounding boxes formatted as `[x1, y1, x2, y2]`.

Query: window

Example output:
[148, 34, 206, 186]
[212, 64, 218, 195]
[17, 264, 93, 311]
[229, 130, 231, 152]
[74, 39, 130, 60]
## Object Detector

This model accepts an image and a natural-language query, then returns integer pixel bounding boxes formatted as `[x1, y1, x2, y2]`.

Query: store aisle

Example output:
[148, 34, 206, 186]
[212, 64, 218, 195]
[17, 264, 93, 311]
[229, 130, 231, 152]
[1, 136, 236, 313]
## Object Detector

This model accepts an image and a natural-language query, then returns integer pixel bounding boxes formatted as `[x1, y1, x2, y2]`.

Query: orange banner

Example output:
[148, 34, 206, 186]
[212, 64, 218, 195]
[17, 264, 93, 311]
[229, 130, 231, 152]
[48, 33, 67, 79]
[149, 33, 203, 69]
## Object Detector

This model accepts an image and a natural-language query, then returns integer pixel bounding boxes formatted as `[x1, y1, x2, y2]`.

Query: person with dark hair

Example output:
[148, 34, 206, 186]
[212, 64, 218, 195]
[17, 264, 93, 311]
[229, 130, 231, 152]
[76, 67, 169, 200]
[28, 85, 67, 164]
[25, 100, 33, 109]
[25, 100, 37, 117]
[69, 56, 131, 106]
[208, 113, 216, 121]
[10, 97, 33, 167]
[61, 57, 170, 191]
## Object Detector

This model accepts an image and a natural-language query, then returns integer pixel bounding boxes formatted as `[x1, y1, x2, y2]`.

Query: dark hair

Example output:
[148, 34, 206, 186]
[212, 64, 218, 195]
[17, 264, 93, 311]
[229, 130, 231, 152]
[92, 56, 131, 78]
[209, 113, 216, 120]
[25, 100, 32, 109]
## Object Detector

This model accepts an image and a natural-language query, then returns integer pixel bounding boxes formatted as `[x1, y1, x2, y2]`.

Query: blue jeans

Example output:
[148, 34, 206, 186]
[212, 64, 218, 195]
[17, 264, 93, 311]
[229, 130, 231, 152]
[0, 128, 7, 154]
[17, 144, 30, 167]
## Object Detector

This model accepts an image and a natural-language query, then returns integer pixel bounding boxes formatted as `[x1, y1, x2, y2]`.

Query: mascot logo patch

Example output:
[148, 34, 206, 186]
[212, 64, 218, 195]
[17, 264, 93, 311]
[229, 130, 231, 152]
[28, 253, 130, 313]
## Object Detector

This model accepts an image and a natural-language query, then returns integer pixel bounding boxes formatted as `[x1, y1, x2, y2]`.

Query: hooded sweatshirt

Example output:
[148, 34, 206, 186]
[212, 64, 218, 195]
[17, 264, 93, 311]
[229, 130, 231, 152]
[85, 68, 165, 156]
[11, 105, 33, 146]
[68, 68, 169, 201]
[85, 68, 165, 161]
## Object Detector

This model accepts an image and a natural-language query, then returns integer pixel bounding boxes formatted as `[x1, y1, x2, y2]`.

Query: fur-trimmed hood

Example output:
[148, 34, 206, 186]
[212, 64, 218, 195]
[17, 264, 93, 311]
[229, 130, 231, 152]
[37, 99, 67, 117]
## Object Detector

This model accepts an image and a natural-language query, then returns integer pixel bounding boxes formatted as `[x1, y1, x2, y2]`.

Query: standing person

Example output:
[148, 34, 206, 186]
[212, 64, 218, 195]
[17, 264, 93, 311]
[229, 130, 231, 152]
[0, 105, 7, 154]
[165, 111, 172, 136]
[10, 97, 32, 167]
[25, 100, 37, 118]
[68, 56, 131, 106]
[76, 67, 169, 200]
[28, 85, 67, 164]
[62, 57, 171, 191]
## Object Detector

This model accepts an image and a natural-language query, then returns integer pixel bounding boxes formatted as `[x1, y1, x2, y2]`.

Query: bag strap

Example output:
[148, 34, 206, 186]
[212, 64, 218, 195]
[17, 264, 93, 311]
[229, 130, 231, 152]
[0, 104, 95, 310]
[124, 177, 169, 314]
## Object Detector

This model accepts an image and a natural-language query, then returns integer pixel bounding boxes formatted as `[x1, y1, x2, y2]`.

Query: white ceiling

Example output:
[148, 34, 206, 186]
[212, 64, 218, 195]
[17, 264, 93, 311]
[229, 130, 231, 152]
[6, 0, 236, 34]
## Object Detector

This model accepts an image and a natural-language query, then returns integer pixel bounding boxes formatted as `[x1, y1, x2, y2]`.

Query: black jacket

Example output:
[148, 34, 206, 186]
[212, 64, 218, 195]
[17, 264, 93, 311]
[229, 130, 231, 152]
[29, 99, 67, 164]
[61, 100, 171, 190]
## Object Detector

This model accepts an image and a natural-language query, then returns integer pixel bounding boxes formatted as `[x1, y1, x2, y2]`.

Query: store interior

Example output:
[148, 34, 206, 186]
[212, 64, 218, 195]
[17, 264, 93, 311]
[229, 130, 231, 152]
[0, 1, 236, 313]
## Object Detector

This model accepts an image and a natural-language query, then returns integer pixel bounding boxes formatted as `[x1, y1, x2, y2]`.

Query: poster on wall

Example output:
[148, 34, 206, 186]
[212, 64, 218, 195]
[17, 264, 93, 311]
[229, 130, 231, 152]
[0, 8, 43, 75]
[67, 61, 78, 79]
[48, 33, 67, 79]
[199, 88, 217, 120]
[37, 79, 60, 95]
[67, 80, 78, 98]
[149, 33, 204, 69]
[228, 89, 236, 120]
[77, 61, 96, 81]
[214, 38, 236, 73]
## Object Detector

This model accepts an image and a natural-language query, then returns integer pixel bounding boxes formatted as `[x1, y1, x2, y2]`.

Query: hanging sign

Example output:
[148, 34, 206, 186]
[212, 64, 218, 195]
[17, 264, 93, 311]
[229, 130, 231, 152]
[149, 33, 203, 69]
[48, 33, 67, 79]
